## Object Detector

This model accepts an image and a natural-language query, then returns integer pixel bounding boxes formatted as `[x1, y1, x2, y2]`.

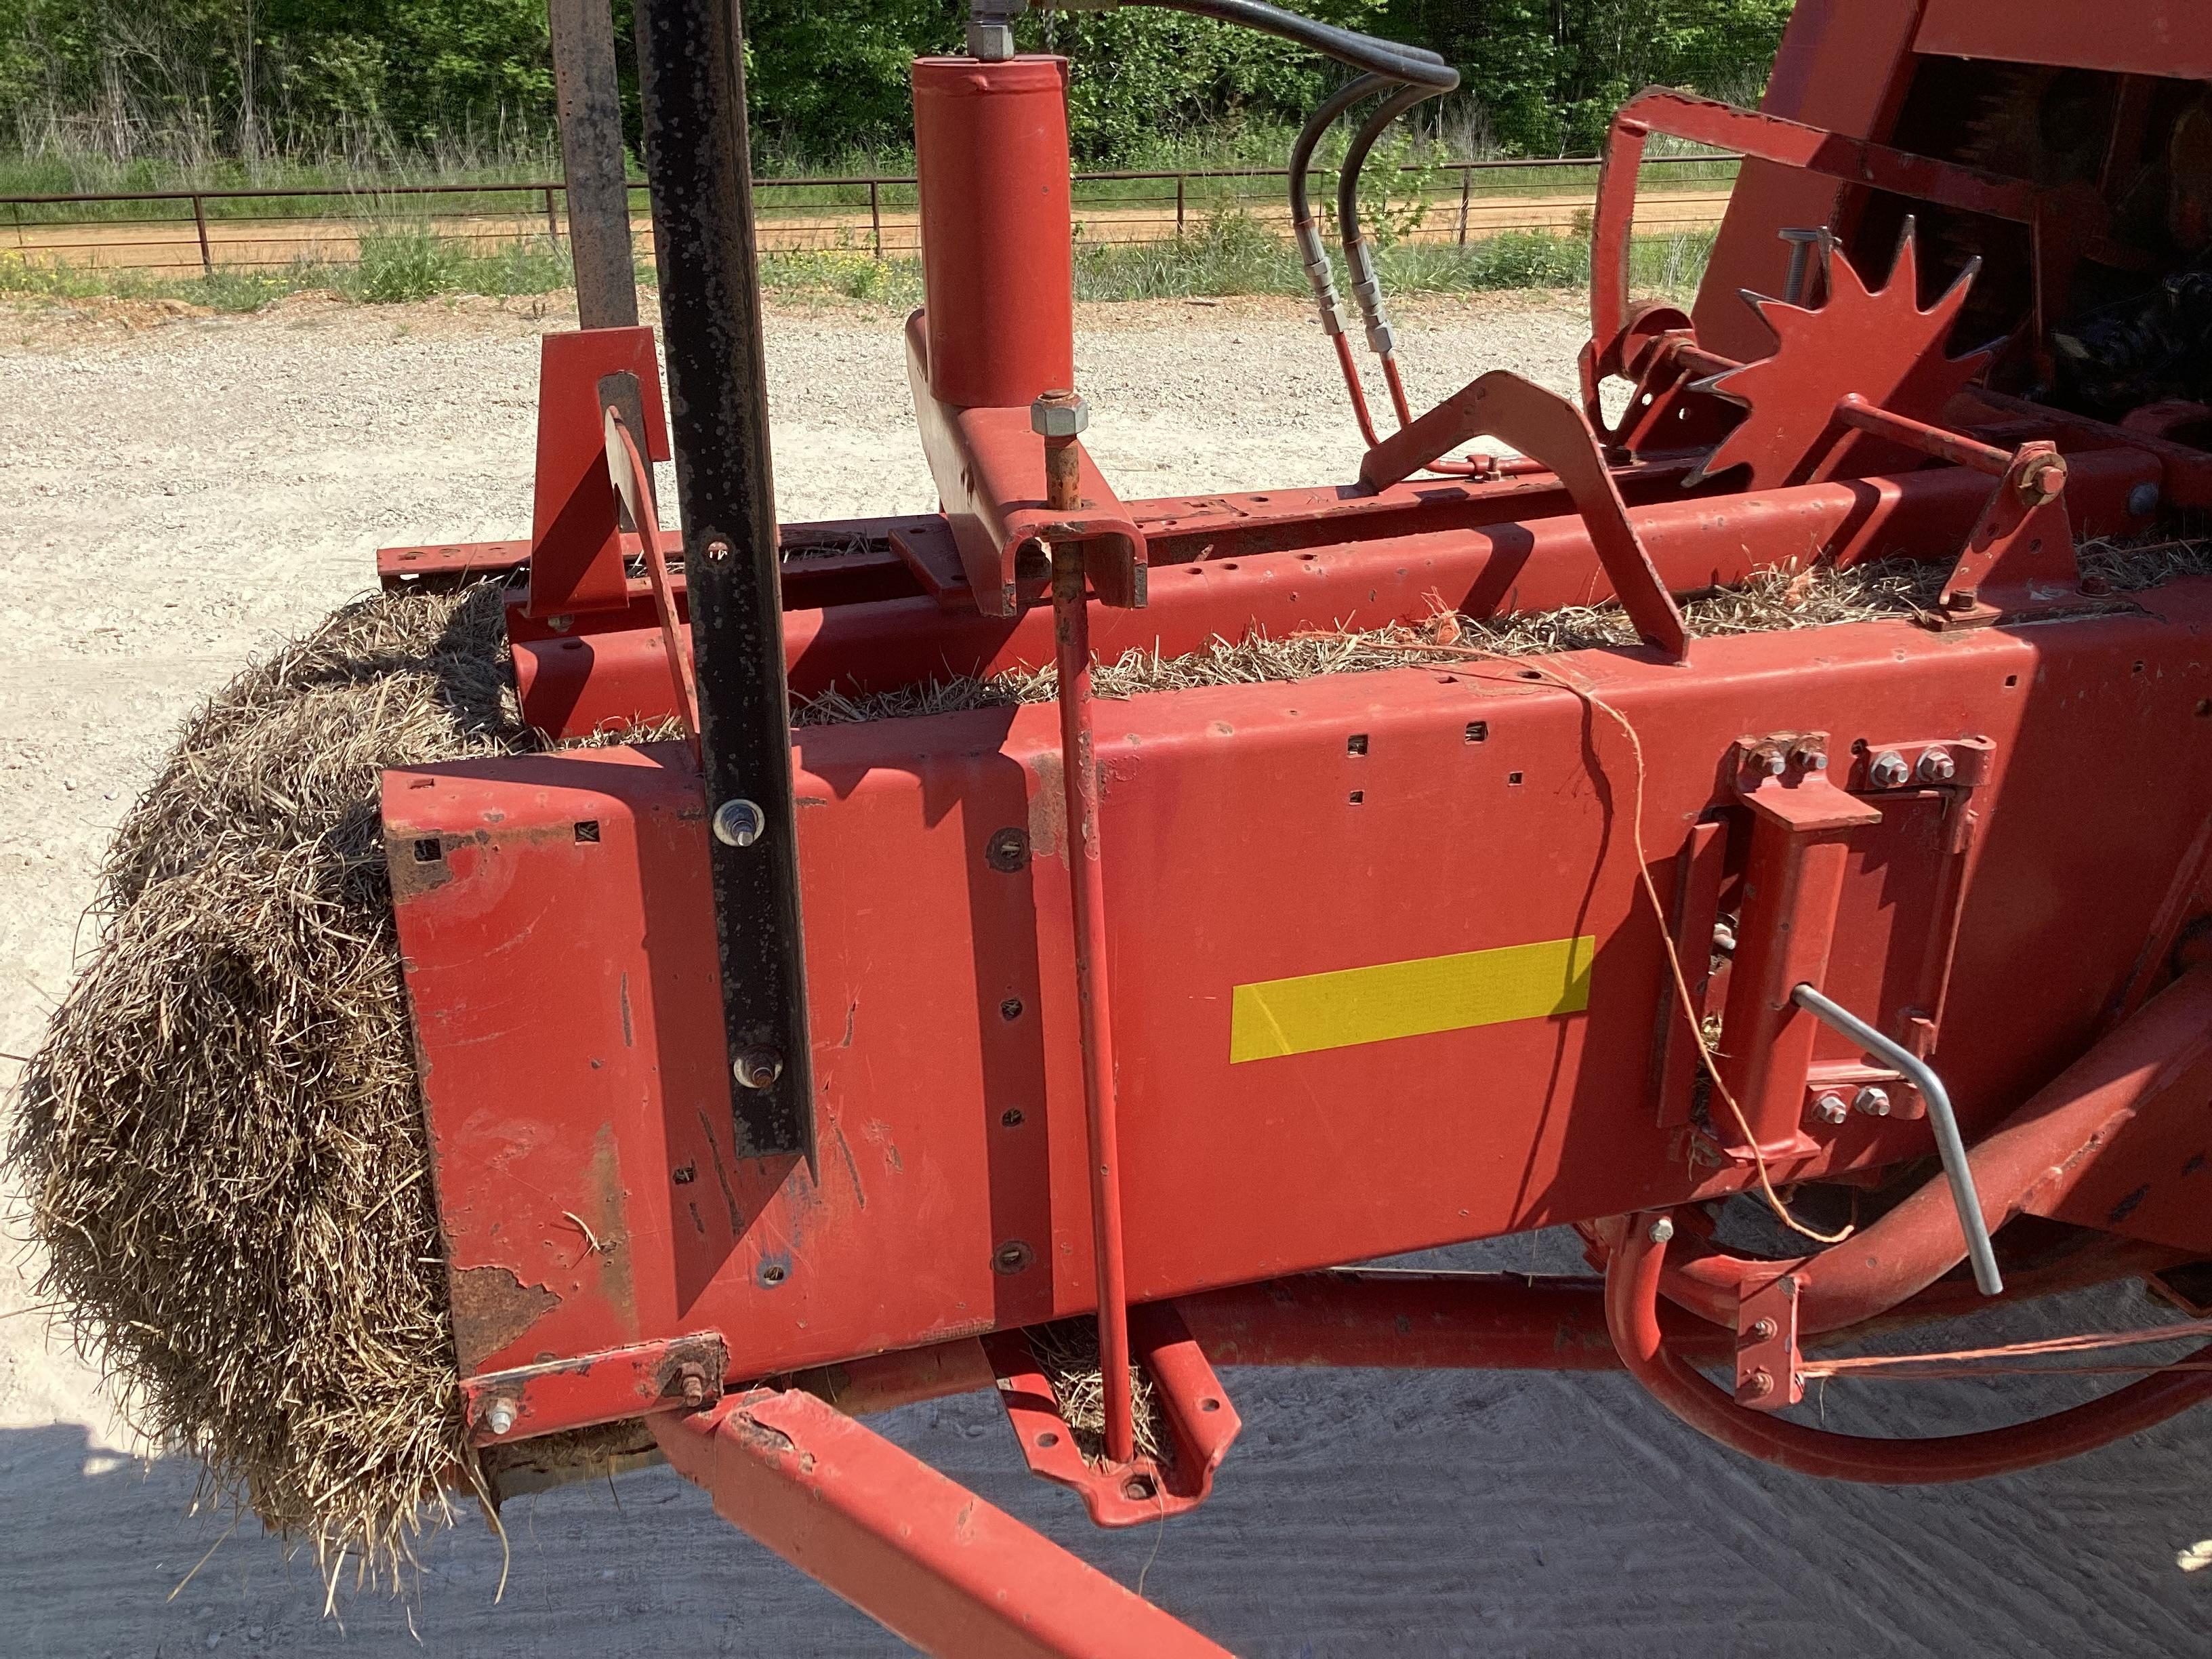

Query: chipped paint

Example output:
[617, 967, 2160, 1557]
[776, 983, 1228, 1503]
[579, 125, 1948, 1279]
[449, 1265, 561, 1365]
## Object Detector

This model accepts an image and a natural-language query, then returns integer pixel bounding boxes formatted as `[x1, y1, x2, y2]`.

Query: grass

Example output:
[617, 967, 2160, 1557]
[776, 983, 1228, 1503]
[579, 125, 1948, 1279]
[0, 213, 1717, 313]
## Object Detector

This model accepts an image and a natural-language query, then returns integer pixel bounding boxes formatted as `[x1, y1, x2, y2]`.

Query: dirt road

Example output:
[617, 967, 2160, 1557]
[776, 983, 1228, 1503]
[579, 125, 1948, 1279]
[2, 184, 1734, 274]
[1, 288, 2206, 1657]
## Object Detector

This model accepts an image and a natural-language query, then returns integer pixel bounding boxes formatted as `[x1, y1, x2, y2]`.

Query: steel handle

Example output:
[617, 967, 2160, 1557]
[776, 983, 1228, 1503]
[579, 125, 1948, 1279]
[1790, 983, 2004, 1297]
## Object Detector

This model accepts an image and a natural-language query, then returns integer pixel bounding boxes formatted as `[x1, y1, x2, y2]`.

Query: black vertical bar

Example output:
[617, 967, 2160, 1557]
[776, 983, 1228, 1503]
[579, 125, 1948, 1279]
[633, 0, 815, 1164]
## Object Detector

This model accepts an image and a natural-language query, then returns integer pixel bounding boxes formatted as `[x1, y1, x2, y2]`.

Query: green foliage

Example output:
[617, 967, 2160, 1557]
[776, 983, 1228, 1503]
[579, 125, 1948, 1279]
[1385, 0, 1792, 155]
[1, 0, 1788, 173]
[353, 222, 463, 300]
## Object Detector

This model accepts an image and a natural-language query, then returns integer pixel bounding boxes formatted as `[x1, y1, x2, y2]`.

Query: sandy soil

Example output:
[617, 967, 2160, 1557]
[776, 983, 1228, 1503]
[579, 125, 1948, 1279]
[1, 287, 2207, 1657]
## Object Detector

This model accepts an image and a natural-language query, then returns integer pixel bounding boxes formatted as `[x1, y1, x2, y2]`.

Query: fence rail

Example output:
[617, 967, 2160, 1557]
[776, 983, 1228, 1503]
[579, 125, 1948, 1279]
[0, 155, 1739, 276]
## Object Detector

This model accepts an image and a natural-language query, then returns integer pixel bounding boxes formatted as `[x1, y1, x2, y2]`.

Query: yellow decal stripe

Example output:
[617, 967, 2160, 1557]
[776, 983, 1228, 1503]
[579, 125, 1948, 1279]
[1229, 935, 1595, 1063]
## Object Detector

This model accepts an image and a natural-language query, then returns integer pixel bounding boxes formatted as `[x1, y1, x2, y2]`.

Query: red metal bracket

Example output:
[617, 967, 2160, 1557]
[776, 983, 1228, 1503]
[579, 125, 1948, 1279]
[983, 1303, 1242, 1530]
[1734, 1272, 1804, 1411]
[1359, 370, 1689, 659]
[462, 1331, 728, 1446]
[527, 326, 671, 621]
[1713, 733, 1883, 1158]
[904, 311, 1146, 617]
[1933, 444, 2083, 627]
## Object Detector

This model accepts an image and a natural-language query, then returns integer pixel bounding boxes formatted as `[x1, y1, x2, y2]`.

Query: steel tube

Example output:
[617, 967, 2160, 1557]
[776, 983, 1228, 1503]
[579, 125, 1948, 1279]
[1664, 966, 2212, 1333]
[1605, 1215, 2212, 1483]
[655, 1391, 1230, 1658]
[1051, 541, 1136, 1465]
[1835, 392, 2014, 476]
[1793, 982, 2003, 1296]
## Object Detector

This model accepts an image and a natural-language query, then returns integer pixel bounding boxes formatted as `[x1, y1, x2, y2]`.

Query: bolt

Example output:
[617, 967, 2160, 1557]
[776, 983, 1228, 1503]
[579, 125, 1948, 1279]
[1744, 1368, 1776, 1399]
[2128, 481, 2163, 519]
[547, 614, 573, 634]
[1746, 743, 1786, 777]
[482, 1399, 517, 1436]
[733, 1048, 783, 1090]
[1811, 1091, 1851, 1126]
[1853, 1085, 1893, 1118]
[1748, 1317, 1778, 1342]
[712, 798, 765, 847]
[1868, 750, 1910, 788]
[1917, 748, 1956, 783]
[705, 538, 733, 562]
[2018, 455, 2068, 506]
[673, 1365, 708, 1408]
[1712, 920, 1738, 956]
[1647, 1216, 1676, 1244]
[1947, 588, 1980, 613]
[1031, 389, 1088, 514]
[1777, 226, 1829, 305]
[1790, 741, 1828, 772]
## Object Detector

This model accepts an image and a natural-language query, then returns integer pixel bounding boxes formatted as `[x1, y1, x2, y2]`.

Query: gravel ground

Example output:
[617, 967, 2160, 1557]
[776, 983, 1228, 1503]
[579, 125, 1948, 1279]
[0, 287, 2207, 1657]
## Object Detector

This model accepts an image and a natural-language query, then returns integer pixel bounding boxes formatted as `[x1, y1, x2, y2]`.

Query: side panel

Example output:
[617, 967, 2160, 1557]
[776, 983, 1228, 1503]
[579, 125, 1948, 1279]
[389, 592, 2212, 1381]
[1917, 1, 2212, 81]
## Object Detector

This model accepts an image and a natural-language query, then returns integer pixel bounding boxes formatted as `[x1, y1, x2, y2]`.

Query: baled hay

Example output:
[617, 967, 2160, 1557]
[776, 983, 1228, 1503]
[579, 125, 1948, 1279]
[4, 584, 645, 1587]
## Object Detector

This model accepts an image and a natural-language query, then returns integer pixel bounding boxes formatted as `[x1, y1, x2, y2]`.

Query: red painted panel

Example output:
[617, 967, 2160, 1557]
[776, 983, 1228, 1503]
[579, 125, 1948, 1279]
[1918, 1, 2212, 81]
[391, 589, 2212, 1384]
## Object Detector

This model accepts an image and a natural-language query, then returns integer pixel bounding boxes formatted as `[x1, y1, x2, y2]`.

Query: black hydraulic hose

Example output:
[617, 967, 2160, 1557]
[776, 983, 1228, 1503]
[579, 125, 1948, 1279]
[1336, 79, 1448, 260]
[1120, 0, 1455, 88]
[1290, 72, 1389, 230]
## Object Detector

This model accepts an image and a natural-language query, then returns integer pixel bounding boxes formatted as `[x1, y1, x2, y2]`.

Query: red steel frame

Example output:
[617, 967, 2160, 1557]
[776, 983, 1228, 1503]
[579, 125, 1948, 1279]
[373, 16, 2212, 1655]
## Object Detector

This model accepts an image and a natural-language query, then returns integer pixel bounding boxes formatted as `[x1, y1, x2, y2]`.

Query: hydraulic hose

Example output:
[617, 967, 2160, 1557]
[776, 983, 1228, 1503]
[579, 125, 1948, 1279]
[1103, 0, 1454, 87]
[1290, 74, 1391, 447]
[1605, 1214, 2212, 1483]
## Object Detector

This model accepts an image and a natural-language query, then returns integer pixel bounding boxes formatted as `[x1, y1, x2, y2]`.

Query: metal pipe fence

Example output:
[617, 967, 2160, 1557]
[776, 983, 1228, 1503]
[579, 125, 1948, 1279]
[0, 155, 1738, 276]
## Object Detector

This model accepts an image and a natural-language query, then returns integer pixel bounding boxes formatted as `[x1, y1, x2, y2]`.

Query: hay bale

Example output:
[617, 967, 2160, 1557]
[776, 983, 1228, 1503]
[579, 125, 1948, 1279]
[9, 585, 545, 1584]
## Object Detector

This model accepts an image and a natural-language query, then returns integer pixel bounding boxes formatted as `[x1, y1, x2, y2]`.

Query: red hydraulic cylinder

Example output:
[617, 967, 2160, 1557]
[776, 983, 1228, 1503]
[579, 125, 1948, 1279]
[912, 56, 1076, 410]
[655, 1390, 1230, 1659]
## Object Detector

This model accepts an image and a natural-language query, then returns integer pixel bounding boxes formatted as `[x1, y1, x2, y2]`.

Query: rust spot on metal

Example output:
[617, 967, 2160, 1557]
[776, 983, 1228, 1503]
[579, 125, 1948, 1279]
[449, 1265, 561, 1364]
[697, 1109, 745, 1233]
[590, 1126, 637, 1330]
[1026, 752, 1067, 859]
[619, 972, 634, 1048]
[2110, 1183, 2151, 1225]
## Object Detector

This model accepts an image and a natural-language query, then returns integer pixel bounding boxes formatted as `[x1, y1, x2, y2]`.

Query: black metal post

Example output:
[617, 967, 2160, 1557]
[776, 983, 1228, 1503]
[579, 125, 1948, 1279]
[633, 0, 815, 1165]
[553, 0, 640, 329]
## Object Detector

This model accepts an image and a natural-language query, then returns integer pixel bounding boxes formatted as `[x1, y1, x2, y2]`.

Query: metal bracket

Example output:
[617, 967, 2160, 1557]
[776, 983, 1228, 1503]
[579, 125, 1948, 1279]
[1711, 733, 1883, 1158]
[983, 1304, 1242, 1529]
[527, 327, 671, 621]
[464, 1331, 729, 1446]
[904, 311, 1147, 617]
[1734, 1272, 1804, 1411]
[1359, 369, 1689, 659]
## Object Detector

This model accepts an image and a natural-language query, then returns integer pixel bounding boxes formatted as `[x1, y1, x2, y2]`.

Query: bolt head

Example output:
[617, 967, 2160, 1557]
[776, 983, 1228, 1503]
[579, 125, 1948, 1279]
[712, 798, 766, 848]
[1647, 1216, 1676, 1244]
[1868, 750, 1910, 788]
[1748, 1317, 1778, 1342]
[2128, 481, 2163, 519]
[1790, 742, 1828, 772]
[1853, 1085, 1893, 1118]
[1030, 390, 1089, 438]
[1811, 1092, 1851, 1126]
[1744, 1368, 1776, 1399]
[483, 1399, 517, 1436]
[965, 19, 1015, 58]
[1917, 748, 1956, 783]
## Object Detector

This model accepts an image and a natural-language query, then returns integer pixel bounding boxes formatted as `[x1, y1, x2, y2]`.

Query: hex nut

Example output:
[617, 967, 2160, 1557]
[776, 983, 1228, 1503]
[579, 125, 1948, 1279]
[1853, 1086, 1893, 1118]
[482, 1399, 518, 1436]
[1868, 750, 1911, 788]
[1647, 1216, 1676, 1244]
[1811, 1092, 1851, 1126]
[1030, 392, 1089, 438]
[1917, 748, 1956, 783]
